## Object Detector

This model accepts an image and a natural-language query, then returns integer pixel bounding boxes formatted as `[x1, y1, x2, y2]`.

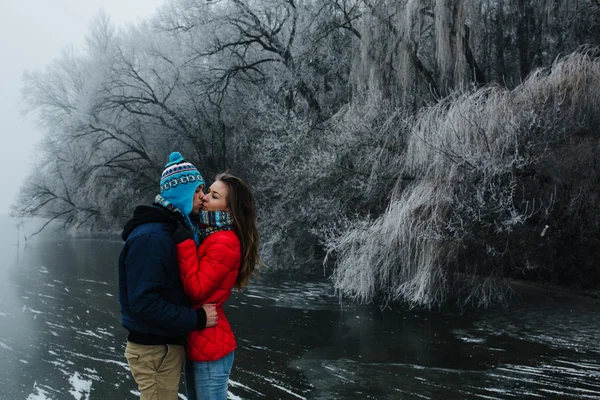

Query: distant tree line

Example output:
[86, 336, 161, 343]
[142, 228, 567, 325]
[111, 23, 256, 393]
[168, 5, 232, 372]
[16, 0, 600, 307]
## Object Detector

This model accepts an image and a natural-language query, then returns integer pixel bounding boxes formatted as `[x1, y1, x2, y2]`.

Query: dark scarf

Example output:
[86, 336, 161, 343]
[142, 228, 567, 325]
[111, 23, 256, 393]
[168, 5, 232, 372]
[197, 210, 234, 240]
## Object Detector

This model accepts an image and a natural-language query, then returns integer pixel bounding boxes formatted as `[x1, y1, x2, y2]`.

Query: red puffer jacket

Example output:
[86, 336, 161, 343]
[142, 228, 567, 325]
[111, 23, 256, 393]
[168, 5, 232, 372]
[176, 230, 241, 361]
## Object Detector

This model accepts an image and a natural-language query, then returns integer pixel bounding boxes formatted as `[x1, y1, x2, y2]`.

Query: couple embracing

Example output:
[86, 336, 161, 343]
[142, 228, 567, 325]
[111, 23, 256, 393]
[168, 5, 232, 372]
[118, 152, 260, 399]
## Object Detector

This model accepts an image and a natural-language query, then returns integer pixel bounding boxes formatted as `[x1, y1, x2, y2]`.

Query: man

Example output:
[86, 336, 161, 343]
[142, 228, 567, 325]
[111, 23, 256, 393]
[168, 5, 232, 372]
[118, 151, 215, 400]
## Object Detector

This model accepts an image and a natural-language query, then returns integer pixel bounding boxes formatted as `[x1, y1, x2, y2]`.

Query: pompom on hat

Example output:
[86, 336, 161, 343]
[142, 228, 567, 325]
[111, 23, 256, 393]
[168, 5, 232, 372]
[159, 152, 205, 217]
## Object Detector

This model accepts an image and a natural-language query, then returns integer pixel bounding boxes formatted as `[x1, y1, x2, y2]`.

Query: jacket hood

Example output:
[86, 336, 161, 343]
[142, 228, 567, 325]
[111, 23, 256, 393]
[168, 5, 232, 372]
[121, 204, 180, 241]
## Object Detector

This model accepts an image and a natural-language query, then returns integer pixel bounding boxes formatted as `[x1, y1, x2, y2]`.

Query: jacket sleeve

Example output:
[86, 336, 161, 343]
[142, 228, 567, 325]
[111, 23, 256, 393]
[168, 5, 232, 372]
[126, 234, 198, 335]
[177, 234, 239, 303]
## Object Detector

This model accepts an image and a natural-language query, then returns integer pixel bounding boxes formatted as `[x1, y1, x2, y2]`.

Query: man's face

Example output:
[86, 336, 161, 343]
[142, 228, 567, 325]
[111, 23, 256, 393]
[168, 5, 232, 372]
[191, 184, 204, 216]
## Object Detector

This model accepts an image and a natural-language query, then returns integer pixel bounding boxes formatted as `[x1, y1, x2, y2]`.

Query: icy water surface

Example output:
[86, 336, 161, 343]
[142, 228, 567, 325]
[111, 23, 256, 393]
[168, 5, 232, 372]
[0, 216, 599, 399]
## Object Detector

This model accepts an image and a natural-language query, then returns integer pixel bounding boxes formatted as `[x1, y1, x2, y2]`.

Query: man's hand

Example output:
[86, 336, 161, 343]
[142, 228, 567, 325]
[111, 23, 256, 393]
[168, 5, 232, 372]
[202, 304, 218, 328]
[172, 219, 194, 244]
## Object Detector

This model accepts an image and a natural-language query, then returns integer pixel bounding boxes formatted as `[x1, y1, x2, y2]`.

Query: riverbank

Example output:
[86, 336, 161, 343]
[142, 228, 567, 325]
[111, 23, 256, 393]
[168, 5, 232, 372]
[508, 278, 600, 302]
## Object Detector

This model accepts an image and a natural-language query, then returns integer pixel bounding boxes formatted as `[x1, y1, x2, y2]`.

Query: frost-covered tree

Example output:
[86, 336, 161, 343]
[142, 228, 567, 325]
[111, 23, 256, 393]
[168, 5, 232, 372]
[15, 0, 600, 306]
[355, 0, 600, 103]
[328, 52, 600, 307]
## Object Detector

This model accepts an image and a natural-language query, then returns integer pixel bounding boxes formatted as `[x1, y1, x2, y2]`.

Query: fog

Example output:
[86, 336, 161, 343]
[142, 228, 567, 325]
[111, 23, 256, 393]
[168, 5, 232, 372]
[0, 0, 164, 214]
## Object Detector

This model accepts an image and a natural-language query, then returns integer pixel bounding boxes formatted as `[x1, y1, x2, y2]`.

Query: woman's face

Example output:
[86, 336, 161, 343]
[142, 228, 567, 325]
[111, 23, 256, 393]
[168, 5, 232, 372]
[202, 180, 229, 212]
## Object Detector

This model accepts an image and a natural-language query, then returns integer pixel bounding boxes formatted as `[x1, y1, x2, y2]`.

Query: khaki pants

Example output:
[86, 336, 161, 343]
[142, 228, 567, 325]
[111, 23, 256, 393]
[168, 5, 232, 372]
[125, 341, 186, 400]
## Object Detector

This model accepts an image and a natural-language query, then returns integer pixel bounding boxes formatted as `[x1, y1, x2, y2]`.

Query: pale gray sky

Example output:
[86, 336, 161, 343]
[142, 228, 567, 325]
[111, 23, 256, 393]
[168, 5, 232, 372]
[0, 0, 166, 214]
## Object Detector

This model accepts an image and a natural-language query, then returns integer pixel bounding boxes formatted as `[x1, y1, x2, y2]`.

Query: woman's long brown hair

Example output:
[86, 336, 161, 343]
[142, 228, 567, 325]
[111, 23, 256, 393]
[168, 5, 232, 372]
[216, 172, 260, 289]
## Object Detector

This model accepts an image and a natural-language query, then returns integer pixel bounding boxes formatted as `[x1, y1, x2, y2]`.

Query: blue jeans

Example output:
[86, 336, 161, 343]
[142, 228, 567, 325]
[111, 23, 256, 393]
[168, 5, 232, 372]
[185, 351, 234, 400]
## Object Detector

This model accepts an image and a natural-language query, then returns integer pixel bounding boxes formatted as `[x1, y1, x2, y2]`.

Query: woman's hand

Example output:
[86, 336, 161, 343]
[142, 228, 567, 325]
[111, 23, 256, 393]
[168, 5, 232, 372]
[202, 304, 218, 327]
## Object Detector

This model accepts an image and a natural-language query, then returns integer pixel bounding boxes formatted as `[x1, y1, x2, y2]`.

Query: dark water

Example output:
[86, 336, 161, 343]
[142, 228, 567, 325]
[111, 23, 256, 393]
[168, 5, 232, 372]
[1, 216, 599, 400]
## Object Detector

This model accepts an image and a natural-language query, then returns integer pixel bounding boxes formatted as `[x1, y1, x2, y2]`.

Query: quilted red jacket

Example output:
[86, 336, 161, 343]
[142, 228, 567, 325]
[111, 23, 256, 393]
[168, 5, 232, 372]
[176, 230, 241, 361]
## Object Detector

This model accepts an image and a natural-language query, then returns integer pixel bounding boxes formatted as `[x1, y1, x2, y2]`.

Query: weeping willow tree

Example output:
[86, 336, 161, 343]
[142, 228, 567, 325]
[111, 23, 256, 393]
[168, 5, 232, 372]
[313, 0, 600, 307]
[353, 0, 478, 105]
[354, 0, 600, 103]
[328, 52, 600, 307]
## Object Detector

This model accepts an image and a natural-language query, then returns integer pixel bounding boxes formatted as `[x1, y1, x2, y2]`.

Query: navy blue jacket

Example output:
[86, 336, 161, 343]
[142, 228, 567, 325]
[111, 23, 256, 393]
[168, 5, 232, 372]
[118, 205, 198, 343]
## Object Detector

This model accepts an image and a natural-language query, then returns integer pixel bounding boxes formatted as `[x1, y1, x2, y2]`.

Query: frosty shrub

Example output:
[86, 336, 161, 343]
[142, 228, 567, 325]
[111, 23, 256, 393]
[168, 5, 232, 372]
[255, 90, 408, 272]
[328, 52, 600, 307]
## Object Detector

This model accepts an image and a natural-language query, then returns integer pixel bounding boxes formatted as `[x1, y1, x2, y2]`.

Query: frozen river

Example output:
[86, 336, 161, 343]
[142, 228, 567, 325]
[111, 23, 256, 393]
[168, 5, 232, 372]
[1, 216, 599, 399]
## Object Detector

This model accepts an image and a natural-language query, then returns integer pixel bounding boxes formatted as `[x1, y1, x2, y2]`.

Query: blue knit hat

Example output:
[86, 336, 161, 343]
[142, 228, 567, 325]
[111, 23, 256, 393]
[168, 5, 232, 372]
[159, 152, 205, 217]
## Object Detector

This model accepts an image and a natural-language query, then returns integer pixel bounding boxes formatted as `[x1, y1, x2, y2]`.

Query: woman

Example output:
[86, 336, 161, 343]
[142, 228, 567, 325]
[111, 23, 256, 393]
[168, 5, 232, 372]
[173, 172, 260, 400]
